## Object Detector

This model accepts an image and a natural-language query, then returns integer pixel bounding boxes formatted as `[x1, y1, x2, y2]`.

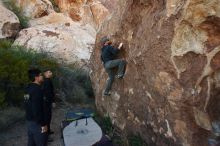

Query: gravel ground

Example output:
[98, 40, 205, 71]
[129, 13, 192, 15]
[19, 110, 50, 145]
[0, 102, 70, 146]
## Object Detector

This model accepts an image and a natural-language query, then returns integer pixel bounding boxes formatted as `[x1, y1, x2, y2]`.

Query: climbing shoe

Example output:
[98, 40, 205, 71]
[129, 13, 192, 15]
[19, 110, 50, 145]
[103, 92, 111, 96]
[116, 74, 124, 79]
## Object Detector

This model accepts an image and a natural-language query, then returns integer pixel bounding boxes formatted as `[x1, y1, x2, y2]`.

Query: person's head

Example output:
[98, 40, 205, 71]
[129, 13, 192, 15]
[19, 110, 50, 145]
[100, 36, 112, 46]
[43, 69, 53, 79]
[28, 68, 43, 84]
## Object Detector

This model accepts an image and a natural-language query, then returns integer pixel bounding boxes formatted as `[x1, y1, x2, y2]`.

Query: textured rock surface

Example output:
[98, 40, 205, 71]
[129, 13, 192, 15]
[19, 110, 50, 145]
[16, 0, 54, 18]
[98, 0, 118, 12]
[90, 0, 220, 146]
[0, 2, 20, 39]
[54, 0, 109, 29]
[14, 13, 96, 66]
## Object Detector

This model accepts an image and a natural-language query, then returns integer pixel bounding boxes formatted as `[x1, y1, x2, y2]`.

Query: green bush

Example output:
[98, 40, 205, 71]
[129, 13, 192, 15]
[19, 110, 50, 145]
[0, 40, 58, 107]
[2, 0, 29, 28]
[102, 115, 114, 135]
[0, 92, 6, 108]
[56, 67, 94, 105]
[49, 0, 60, 12]
[128, 135, 147, 146]
[94, 114, 126, 145]
[0, 40, 94, 107]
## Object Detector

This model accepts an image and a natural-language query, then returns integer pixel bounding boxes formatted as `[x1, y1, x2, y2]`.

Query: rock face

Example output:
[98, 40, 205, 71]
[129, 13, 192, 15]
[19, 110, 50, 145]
[98, 0, 118, 12]
[16, 0, 54, 18]
[14, 13, 96, 66]
[0, 2, 20, 39]
[90, 0, 220, 146]
[54, 0, 109, 29]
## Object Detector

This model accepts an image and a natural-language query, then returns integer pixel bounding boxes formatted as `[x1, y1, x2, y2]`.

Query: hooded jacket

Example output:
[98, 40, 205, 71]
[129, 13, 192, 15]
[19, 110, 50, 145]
[24, 83, 46, 126]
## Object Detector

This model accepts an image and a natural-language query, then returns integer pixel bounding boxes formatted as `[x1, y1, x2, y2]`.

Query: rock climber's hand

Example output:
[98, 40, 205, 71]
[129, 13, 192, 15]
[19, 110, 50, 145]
[52, 102, 56, 108]
[41, 125, 48, 133]
[118, 43, 123, 49]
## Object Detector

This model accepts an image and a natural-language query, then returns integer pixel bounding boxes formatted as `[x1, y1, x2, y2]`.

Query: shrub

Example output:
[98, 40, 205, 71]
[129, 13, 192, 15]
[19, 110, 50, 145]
[0, 40, 94, 107]
[2, 0, 29, 28]
[94, 114, 126, 146]
[49, 0, 60, 12]
[56, 67, 94, 105]
[0, 92, 6, 108]
[0, 40, 58, 107]
[128, 134, 147, 146]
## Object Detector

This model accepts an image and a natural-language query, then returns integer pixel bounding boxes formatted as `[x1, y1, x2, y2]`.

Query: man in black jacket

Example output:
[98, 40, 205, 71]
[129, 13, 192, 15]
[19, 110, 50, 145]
[24, 69, 47, 146]
[101, 37, 126, 96]
[42, 69, 55, 136]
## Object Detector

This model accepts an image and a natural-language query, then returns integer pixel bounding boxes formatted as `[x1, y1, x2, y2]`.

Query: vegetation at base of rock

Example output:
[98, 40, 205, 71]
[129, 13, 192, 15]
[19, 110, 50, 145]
[0, 40, 94, 108]
[56, 67, 94, 104]
[49, 0, 60, 12]
[2, 0, 29, 28]
[128, 134, 147, 146]
[95, 114, 125, 146]
[0, 40, 58, 107]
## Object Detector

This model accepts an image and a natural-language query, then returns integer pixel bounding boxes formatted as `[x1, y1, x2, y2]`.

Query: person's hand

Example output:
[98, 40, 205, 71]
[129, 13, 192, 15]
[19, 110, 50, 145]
[118, 43, 123, 49]
[52, 102, 56, 108]
[41, 125, 48, 133]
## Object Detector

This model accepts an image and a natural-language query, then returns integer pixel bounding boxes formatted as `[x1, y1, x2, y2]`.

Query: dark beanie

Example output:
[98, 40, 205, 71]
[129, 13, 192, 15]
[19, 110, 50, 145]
[100, 36, 110, 45]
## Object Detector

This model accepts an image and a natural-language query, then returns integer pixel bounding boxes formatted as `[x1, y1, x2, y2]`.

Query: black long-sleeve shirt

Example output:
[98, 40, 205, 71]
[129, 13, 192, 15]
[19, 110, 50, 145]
[42, 78, 55, 104]
[101, 45, 119, 64]
[25, 83, 46, 126]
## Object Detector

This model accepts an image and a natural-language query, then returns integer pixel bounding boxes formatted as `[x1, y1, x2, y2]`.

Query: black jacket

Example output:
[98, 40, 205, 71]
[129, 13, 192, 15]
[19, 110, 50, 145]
[101, 45, 119, 64]
[42, 78, 55, 104]
[24, 83, 46, 126]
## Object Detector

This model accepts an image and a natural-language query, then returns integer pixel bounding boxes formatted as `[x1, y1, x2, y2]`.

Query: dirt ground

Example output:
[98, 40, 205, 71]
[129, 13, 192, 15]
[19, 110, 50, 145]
[0, 102, 78, 146]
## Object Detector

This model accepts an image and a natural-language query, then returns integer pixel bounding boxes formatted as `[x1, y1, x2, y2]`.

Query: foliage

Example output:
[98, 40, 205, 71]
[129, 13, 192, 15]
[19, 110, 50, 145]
[49, 0, 60, 12]
[102, 115, 114, 135]
[2, 0, 29, 28]
[0, 40, 58, 107]
[128, 134, 147, 146]
[94, 113, 126, 146]
[0, 92, 6, 108]
[56, 67, 94, 104]
[0, 39, 94, 107]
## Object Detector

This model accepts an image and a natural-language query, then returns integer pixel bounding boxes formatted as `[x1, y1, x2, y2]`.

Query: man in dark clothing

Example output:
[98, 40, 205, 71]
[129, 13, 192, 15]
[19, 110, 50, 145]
[24, 69, 47, 146]
[42, 69, 55, 137]
[101, 37, 126, 96]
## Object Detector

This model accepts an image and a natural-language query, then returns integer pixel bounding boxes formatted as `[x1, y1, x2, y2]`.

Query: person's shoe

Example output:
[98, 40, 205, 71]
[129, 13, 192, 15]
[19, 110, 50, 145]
[116, 74, 124, 79]
[103, 92, 111, 96]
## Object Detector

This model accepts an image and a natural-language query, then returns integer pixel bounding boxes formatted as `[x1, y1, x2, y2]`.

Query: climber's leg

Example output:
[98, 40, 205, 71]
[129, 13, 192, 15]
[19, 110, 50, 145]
[116, 60, 126, 79]
[104, 69, 115, 96]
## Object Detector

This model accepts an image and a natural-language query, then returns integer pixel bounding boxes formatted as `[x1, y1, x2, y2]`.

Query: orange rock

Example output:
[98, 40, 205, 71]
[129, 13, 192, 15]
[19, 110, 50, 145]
[54, 0, 109, 29]
[15, 0, 54, 18]
[90, 0, 220, 145]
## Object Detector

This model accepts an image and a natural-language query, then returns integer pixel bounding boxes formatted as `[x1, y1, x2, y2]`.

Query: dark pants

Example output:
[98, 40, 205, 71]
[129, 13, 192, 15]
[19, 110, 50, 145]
[45, 102, 52, 132]
[27, 121, 47, 146]
[104, 59, 126, 93]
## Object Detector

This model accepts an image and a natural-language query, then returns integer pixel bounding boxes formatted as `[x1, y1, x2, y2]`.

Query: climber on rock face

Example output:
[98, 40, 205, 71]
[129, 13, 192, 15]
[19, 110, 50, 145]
[100, 36, 126, 96]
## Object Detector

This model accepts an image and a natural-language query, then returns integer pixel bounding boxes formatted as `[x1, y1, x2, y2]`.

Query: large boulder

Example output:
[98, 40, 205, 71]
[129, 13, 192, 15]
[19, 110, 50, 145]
[90, 0, 220, 146]
[0, 2, 20, 39]
[15, 0, 54, 18]
[98, 0, 118, 12]
[14, 13, 96, 66]
[54, 0, 109, 29]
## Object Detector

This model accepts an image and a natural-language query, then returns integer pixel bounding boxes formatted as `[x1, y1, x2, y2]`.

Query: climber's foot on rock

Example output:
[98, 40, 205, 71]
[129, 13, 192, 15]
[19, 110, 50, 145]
[103, 92, 111, 96]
